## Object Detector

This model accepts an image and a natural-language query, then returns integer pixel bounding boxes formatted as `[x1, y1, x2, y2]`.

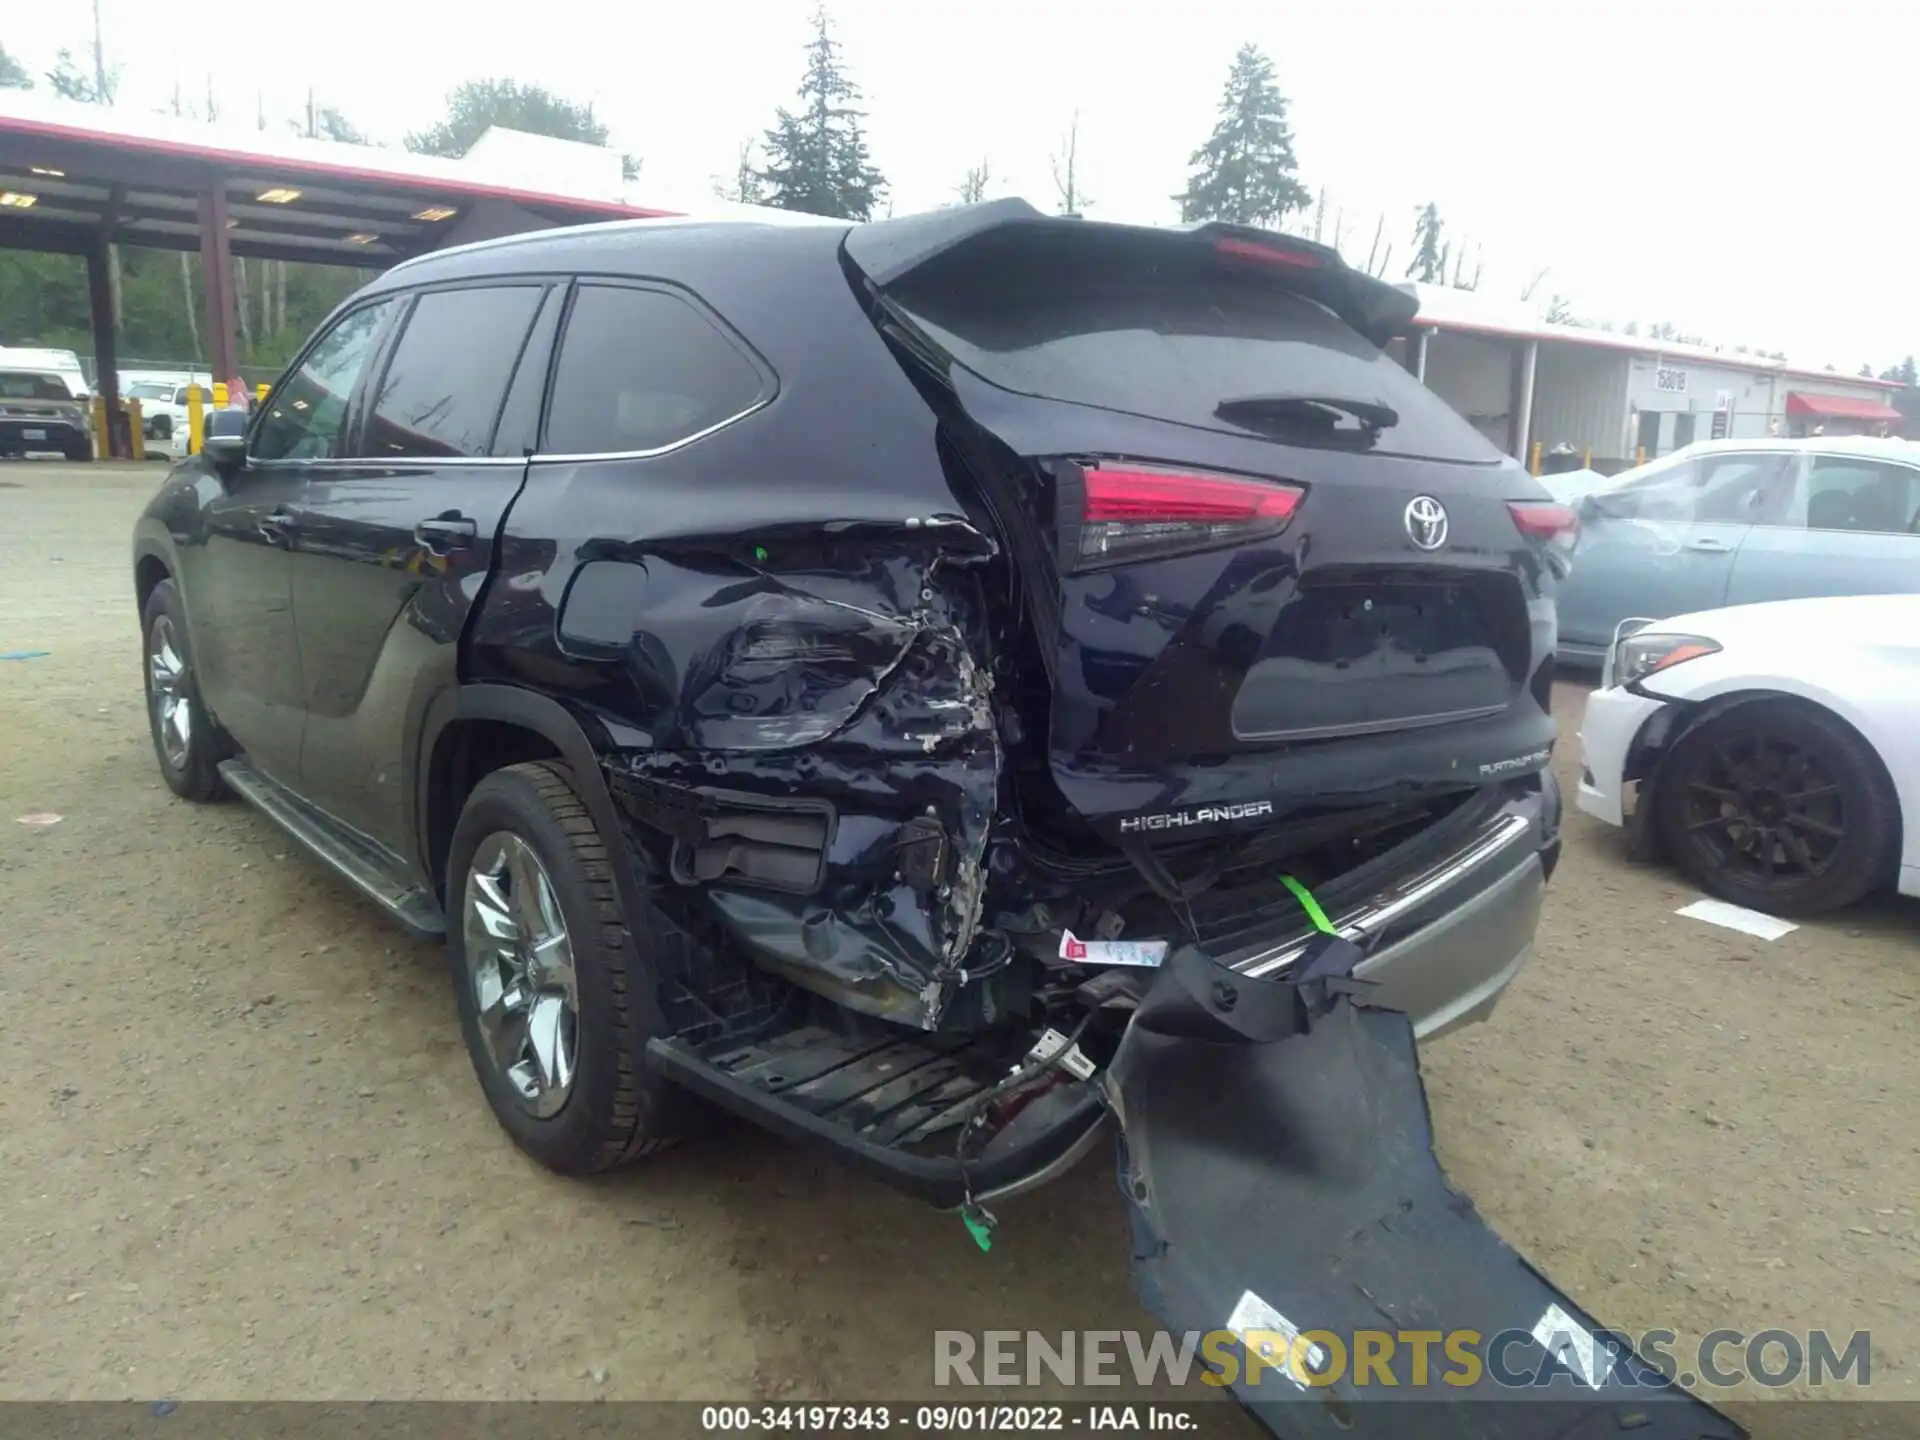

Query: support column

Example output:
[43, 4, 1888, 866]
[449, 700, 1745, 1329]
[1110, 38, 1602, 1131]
[1511, 338, 1539, 460]
[197, 187, 239, 385]
[1414, 327, 1432, 383]
[84, 239, 126, 458]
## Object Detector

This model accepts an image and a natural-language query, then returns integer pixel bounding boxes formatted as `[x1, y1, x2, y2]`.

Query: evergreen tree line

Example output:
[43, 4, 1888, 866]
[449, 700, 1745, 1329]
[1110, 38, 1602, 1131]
[3, 15, 1908, 380]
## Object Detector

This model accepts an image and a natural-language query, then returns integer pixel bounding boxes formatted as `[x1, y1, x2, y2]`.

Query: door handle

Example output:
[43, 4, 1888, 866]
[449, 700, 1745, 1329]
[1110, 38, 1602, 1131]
[413, 515, 478, 554]
[257, 507, 298, 545]
[1683, 537, 1732, 553]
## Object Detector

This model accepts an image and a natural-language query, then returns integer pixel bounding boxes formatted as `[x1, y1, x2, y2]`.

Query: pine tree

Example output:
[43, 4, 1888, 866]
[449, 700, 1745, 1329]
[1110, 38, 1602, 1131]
[1406, 203, 1444, 283]
[1175, 44, 1309, 227]
[757, 6, 887, 221]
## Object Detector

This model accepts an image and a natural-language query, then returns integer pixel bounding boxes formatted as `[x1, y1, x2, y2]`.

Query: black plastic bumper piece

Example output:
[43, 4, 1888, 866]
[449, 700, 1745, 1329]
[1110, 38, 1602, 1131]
[1114, 950, 1746, 1440]
[646, 1026, 1107, 1208]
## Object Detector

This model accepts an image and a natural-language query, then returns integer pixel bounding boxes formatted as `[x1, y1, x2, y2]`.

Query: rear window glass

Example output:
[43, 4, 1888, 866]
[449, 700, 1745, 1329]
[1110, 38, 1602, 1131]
[0, 372, 72, 401]
[886, 241, 1497, 463]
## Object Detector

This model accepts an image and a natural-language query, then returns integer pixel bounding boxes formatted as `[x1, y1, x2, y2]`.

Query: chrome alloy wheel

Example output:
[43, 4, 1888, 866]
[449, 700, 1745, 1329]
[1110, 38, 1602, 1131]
[147, 613, 193, 771]
[463, 833, 580, 1118]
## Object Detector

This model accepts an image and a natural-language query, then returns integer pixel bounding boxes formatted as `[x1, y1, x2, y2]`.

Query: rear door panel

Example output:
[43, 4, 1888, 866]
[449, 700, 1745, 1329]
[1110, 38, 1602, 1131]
[1727, 454, 1920, 607]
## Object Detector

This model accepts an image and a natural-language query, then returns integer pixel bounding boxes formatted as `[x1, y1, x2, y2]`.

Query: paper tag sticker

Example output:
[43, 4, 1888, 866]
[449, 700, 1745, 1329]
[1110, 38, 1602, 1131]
[1531, 1304, 1605, 1390]
[1028, 1027, 1097, 1081]
[1224, 1289, 1324, 1391]
[1058, 930, 1168, 968]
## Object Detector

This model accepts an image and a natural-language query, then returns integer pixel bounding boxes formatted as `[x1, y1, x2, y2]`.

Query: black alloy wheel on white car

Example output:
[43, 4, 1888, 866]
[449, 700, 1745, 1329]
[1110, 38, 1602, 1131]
[1654, 699, 1898, 917]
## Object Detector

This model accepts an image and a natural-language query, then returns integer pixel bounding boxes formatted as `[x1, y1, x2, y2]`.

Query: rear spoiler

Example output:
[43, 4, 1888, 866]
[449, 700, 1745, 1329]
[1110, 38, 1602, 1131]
[842, 197, 1422, 349]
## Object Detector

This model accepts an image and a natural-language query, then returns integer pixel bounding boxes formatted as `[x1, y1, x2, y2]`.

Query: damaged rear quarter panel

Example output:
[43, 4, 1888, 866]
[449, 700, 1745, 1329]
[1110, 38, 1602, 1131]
[465, 229, 1005, 1029]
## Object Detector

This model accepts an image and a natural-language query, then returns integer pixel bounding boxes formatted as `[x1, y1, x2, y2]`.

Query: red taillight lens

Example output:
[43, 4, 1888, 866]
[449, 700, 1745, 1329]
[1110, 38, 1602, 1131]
[1508, 501, 1580, 554]
[1069, 464, 1304, 569]
[1213, 236, 1324, 269]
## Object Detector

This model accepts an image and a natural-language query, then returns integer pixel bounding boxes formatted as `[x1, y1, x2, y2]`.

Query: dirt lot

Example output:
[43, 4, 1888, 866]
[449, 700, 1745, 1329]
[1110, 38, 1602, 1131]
[2, 462, 1916, 1422]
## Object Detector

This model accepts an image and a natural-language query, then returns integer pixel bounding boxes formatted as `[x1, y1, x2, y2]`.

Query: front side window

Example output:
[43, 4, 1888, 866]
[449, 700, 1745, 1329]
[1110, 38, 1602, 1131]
[541, 285, 769, 456]
[251, 300, 397, 461]
[359, 286, 545, 460]
[1595, 451, 1788, 523]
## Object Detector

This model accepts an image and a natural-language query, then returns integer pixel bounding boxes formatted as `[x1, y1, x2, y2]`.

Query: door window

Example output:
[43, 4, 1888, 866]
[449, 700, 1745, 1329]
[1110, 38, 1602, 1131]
[251, 301, 397, 461]
[1793, 457, 1920, 534]
[540, 285, 769, 456]
[359, 286, 545, 460]
[1595, 451, 1787, 523]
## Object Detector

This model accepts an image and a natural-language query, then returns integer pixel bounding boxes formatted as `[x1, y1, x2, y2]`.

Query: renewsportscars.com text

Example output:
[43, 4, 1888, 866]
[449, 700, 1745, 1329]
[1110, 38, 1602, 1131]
[934, 1328, 1871, 1391]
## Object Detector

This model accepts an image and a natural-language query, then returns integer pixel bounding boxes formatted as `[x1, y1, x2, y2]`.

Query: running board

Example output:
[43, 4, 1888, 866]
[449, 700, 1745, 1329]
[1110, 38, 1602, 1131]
[647, 1026, 1108, 1209]
[219, 758, 445, 936]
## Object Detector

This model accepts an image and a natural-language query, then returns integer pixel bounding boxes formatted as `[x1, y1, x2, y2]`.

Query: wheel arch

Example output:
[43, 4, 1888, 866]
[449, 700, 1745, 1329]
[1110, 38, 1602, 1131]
[416, 685, 641, 916]
[132, 533, 175, 614]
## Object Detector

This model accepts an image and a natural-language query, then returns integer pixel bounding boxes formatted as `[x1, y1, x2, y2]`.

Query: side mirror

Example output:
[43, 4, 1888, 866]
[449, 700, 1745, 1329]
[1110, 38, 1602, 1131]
[202, 434, 247, 472]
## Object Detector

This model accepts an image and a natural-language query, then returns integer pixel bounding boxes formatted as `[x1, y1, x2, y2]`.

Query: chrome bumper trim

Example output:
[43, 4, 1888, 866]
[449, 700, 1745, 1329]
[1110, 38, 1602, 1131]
[1232, 810, 1535, 980]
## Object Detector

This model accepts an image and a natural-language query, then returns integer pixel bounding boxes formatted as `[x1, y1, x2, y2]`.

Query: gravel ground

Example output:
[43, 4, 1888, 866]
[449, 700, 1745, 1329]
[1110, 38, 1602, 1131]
[2, 463, 1915, 1428]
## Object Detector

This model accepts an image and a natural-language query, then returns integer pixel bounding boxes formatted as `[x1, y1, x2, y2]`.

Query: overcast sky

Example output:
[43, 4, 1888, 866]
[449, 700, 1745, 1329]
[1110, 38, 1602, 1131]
[10, 0, 1914, 371]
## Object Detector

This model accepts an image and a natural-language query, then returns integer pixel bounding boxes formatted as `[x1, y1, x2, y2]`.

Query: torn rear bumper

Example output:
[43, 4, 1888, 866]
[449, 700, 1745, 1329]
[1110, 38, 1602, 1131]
[1111, 951, 1745, 1439]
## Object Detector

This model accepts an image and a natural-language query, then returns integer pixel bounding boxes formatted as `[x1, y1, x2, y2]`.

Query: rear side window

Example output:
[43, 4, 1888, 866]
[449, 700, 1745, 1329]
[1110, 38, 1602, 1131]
[1798, 457, 1920, 534]
[541, 284, 768, 456]
[360, 285, 544, 459]
[253, 300, 397, 461]
[885, 235, 1498, 463]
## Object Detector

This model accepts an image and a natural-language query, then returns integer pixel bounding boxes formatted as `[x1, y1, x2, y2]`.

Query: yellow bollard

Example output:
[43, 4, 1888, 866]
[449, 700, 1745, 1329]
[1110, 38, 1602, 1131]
[1635, 446, 1646, 466]
[186, 384, 205, 454]
[1583, 447, 1592, 468]
[212, 381, 229, 409]
[256, 383, 269, 405]
[89, 395, 109, 458]
[125, 400, 146, 461]
[1529, 440, 1542, 476]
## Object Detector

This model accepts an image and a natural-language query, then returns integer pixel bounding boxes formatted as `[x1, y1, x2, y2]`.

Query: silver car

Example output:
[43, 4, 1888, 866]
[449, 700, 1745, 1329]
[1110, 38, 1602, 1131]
[1557, 436, 1920, 664]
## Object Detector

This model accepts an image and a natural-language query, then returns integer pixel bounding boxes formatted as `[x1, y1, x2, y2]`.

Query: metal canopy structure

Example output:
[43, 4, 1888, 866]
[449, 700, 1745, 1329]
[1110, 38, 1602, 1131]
[0, 91, 670, 455]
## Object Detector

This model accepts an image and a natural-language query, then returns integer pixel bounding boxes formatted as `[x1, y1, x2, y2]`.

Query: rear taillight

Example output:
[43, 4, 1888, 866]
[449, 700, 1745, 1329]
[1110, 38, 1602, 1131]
[1508, 501, 1579, 557]
[1213, 235, 1324, 269]
[1064, 463, 1304, 569]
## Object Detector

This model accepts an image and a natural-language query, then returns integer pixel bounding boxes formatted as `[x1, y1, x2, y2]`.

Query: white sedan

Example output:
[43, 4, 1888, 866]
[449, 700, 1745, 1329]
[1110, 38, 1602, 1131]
[1577, 593, 1920, 916]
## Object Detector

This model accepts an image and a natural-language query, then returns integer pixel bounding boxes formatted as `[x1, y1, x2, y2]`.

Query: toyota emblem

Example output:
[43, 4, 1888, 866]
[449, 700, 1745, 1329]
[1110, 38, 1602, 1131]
[1404, 495, 1449, 550]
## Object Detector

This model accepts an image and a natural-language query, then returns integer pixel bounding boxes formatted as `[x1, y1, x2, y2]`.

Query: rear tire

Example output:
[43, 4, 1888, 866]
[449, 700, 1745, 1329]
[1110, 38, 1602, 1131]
[1653, 700, 1897, 917]
[447, 761, 697, 1175]
[141, 579, 231, 802]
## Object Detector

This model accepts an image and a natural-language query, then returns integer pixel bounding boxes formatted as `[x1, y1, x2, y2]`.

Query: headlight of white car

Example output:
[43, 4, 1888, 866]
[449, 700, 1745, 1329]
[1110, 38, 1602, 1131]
[1611, 632, 1722, 689]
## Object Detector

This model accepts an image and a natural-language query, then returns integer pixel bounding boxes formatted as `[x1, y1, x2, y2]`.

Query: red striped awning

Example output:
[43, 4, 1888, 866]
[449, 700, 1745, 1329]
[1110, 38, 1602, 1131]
[1785, 391, 1904, 422]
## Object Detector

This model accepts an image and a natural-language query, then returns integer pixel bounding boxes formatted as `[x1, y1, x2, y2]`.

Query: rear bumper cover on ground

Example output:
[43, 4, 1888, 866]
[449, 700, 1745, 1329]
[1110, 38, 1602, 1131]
[1112, 953, 1746, 1439]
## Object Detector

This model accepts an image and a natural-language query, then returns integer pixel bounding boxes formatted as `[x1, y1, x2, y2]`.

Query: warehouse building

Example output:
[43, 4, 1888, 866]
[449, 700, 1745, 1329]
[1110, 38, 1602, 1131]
[1388, 282, 1906, 471]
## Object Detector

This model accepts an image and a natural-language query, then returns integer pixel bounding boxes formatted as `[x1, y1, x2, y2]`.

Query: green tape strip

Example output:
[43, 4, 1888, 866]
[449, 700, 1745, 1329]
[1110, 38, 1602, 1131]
[1279, 874, 1338, 936]
[962, 1207, 995, 1252]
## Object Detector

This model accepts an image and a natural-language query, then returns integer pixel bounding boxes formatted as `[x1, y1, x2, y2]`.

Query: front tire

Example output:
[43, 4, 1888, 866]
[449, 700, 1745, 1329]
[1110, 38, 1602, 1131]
[142, 579, 230, 802]
[447, 761, 695, 1175]
[1653, 700, 1898, 917]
